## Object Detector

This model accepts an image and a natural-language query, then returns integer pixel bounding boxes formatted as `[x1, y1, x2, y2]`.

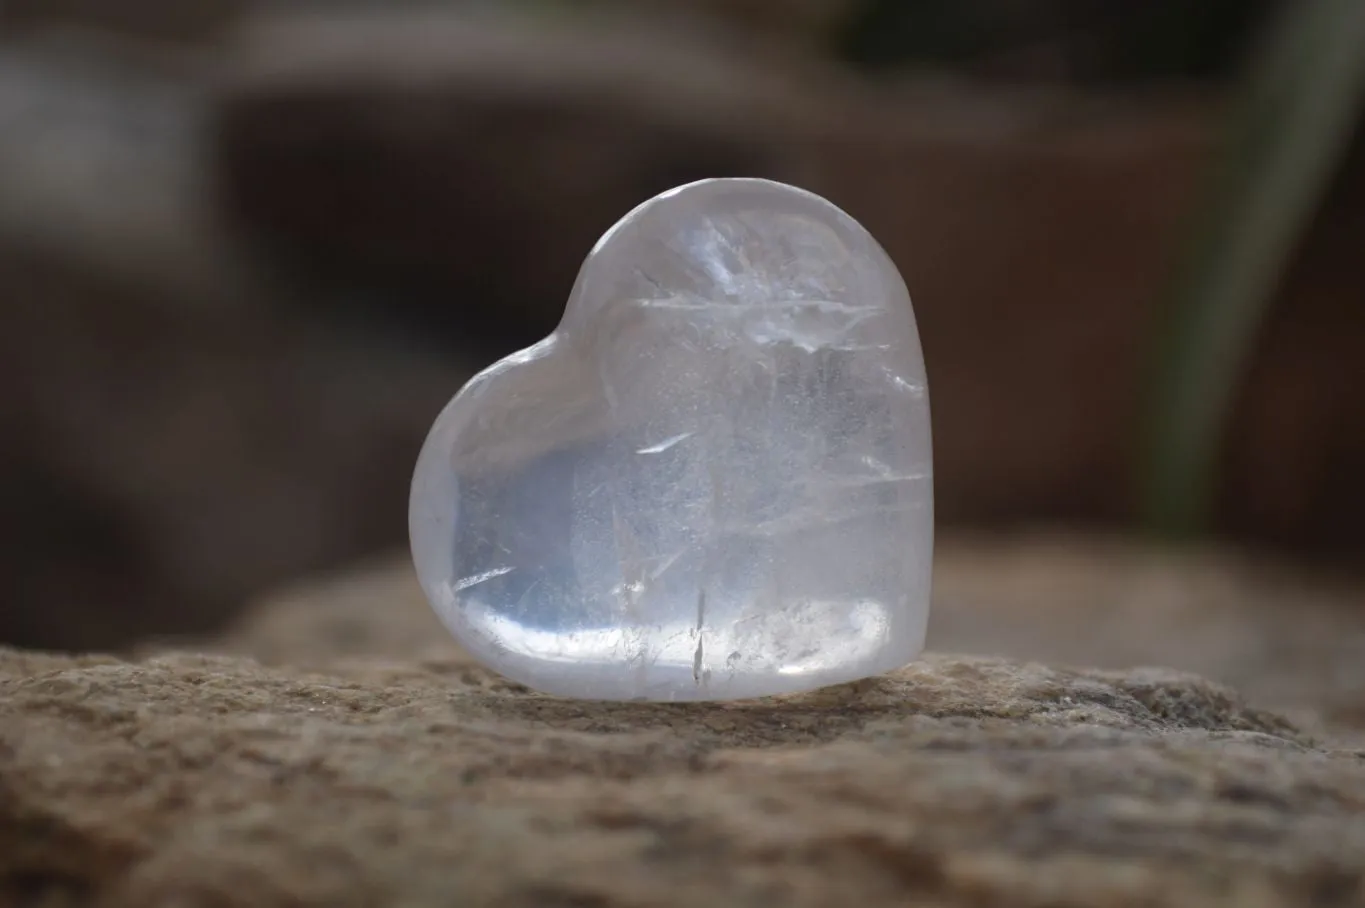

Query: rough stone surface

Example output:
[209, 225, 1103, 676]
[930, 534, 1365, 743]
[5, 536, 1364, 906]
[7, 647, 1365, 907]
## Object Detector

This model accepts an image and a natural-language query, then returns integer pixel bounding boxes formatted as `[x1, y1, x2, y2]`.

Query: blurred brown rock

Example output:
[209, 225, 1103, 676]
[816, 90, 1365, 549]
[0, 47, 473, 651]
[212, 9, 818, 342]
[806, 92, 1215, 531]
[212, 8, 1365, 553]
[211, 9, 1201, 525]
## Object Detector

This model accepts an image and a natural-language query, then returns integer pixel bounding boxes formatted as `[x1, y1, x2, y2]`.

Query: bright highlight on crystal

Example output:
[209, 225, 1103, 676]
[410, 178, 932, 701]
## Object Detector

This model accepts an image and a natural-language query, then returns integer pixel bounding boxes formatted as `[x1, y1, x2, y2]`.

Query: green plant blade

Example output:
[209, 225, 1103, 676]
[1141, 0, 1365, 538]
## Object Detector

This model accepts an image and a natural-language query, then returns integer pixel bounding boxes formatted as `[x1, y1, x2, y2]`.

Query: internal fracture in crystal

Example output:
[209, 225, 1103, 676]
[410, 178, 933, 701]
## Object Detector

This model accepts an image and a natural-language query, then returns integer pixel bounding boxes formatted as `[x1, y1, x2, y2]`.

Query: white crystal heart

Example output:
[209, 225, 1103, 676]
[410, 178, 932, 701]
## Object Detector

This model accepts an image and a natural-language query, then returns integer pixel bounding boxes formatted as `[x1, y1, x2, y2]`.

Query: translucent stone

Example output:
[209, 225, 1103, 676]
[410, 178, 932, 701]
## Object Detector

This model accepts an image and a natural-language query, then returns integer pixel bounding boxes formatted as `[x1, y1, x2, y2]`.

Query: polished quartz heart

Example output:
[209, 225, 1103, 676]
[410, 178, 932, 701]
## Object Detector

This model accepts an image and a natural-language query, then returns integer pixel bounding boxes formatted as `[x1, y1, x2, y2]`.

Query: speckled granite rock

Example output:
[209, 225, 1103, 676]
[5, 537, 1365, 906]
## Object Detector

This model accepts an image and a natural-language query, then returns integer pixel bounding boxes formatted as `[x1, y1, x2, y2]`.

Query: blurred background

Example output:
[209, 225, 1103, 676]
[2, 0, 1363, 653]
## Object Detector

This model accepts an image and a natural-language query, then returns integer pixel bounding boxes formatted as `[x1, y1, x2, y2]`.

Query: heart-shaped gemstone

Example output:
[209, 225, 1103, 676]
[411, 178, 932, 701]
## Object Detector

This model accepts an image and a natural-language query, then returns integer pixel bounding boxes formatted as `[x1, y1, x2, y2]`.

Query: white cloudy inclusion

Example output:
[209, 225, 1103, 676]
[410, 178, 932, 701]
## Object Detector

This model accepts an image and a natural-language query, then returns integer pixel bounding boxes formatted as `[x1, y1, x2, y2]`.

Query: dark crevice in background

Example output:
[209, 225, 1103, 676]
[838, 0, 1283, 84]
